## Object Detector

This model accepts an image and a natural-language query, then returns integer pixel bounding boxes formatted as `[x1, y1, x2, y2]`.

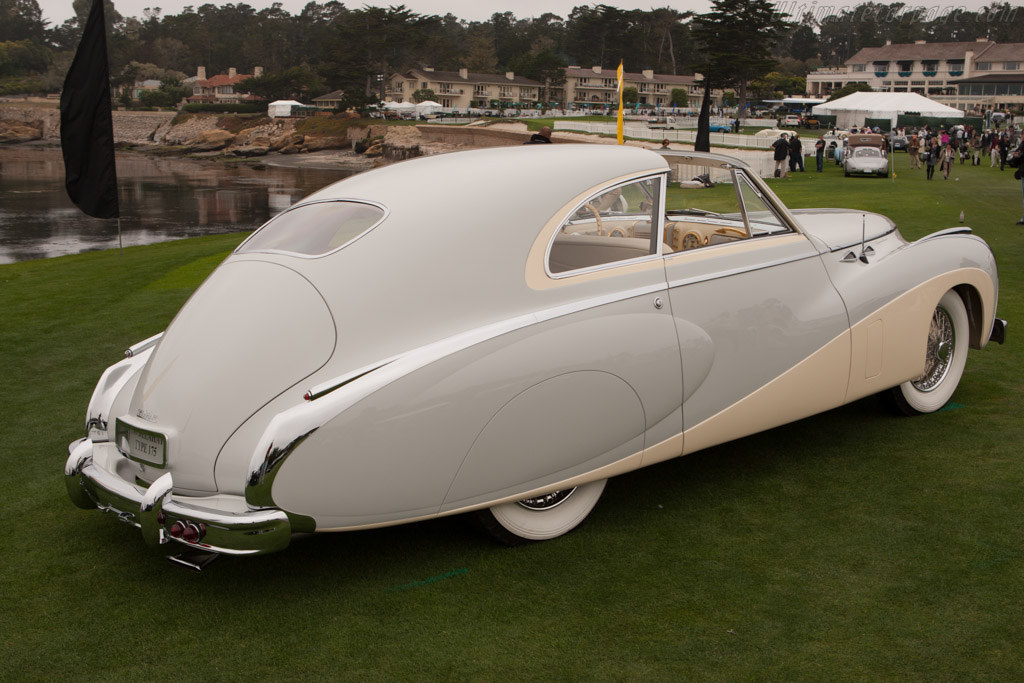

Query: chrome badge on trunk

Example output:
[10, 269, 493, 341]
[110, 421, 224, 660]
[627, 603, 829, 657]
[115, 418, 166, 467]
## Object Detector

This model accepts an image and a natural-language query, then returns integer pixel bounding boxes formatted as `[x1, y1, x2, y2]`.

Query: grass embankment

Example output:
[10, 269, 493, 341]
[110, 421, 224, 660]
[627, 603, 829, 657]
[1, 158, 1022, 680]
[295, 115, 421, 138]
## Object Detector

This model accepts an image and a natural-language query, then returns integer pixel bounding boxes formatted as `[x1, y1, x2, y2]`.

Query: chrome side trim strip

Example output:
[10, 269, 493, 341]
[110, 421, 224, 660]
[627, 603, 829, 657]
[824, 227, 899, 253]
[304, 281, 668, 404]
[306, 360, 395, 401]
[666, 252, 817, 289]
[919, 226, 974, 241]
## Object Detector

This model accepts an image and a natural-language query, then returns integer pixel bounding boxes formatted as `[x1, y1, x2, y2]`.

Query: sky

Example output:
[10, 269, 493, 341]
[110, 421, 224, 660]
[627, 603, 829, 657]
[35, 0, 1003, 28]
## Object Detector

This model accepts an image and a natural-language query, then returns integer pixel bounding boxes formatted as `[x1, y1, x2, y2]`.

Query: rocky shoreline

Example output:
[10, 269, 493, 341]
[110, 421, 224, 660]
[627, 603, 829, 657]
[0, 105, 539, 167]
[0, 104, 695, 174]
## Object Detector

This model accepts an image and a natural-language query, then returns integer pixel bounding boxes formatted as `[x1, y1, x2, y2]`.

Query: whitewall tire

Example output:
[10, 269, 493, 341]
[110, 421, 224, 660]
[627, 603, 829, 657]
[888, 290, 969, 416]
[474, 479, 607, 546]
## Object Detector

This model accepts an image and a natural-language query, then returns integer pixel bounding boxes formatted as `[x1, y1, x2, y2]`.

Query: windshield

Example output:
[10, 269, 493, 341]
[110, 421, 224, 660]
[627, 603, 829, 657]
[853, 148, 881, 158]
[237, 200, 386, 257]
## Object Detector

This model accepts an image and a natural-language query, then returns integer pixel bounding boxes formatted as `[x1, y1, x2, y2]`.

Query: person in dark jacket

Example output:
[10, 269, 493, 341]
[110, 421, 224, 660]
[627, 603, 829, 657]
[524, 126, 552, 144]
[772, 133, 789, 178]
[789, 132, 804, 172]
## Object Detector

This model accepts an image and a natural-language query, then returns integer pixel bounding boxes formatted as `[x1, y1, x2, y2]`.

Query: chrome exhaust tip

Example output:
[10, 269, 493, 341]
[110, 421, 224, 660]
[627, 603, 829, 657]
[167, 550, 221, 572]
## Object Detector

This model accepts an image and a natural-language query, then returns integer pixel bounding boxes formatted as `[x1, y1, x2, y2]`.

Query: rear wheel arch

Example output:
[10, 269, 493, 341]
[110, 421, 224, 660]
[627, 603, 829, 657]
[953, 283, 987, 349]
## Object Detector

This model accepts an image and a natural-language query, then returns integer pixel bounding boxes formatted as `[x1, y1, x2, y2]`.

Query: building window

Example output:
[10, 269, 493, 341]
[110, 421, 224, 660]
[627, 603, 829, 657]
[852, 64, 866, 72]
[976, 62, 992, 71]
[1006, 62, 1020, 70]
[474, 85, 487, 96]
[602, 78, 616, 88]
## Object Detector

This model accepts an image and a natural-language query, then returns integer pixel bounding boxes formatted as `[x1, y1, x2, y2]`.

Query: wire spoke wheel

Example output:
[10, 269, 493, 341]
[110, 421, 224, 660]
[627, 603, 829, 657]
[911, 305, 956, 392]
[886, 290, 969, 415]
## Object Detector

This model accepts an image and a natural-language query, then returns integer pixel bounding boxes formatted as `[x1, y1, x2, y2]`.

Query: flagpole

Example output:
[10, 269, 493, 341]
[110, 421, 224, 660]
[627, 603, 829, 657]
[616, 60, 624, 145]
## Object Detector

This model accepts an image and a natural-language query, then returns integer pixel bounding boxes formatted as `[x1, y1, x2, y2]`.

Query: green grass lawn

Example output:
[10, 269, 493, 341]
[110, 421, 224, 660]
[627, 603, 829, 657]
[1, 153, 1022, 680]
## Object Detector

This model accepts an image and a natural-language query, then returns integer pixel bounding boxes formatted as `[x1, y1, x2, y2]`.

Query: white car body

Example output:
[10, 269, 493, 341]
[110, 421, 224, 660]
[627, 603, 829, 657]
[64, 145, 1004, 567]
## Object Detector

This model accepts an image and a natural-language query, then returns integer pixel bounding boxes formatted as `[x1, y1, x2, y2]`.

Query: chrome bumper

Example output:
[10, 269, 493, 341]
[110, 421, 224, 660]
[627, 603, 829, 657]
[64, 439, 292, 556]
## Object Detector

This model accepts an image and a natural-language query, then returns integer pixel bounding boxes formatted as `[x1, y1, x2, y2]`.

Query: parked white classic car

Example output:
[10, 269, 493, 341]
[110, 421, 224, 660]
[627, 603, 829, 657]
[844, 133, 890, 177]
[65, 145, 1005, 569]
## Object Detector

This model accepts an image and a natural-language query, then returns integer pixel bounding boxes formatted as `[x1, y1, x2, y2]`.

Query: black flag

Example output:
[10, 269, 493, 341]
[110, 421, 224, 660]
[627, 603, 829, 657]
[60, 0, 119, 219]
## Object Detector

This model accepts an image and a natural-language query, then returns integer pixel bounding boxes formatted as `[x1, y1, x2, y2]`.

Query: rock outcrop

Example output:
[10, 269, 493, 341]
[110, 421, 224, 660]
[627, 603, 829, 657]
[186, 129, 236, 151]
[0, 118, 43, 143]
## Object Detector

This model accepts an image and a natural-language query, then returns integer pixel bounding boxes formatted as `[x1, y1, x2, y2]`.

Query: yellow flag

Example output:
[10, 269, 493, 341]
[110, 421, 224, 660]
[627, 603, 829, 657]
[616, 61, 624, 145]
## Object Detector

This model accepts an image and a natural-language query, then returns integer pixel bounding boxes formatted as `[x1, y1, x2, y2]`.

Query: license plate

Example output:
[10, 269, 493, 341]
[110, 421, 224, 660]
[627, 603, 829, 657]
[115, 419, 166, 467]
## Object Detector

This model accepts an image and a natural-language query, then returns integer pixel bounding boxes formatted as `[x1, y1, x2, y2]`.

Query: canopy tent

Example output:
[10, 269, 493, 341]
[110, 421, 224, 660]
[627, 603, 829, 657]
[267, 100, 305, 118]
[383, 101, 416, 110]
[414, 100, 443, 115]
[812, 92, 962, 129]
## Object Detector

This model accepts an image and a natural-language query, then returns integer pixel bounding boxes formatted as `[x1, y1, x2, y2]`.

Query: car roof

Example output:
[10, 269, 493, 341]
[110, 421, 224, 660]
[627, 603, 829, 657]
[303, 144, 669, 216]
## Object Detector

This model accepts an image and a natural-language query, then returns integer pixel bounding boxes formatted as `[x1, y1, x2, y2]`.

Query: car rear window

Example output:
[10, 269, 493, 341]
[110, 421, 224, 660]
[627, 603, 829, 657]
[237, 200, 386, 257]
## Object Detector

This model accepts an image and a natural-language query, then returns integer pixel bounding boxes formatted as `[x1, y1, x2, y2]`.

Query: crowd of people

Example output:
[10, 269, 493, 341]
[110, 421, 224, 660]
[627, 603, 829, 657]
[768, 121, 1024, 224]
[897, 124, 1022, 180]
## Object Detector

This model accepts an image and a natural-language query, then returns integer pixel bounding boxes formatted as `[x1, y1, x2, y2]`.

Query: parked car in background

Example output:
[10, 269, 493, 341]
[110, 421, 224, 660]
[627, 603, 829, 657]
[650, 116, 685, 129]
[822, 131, 846, 164]
[782, 114, 801, 127]
[65, 145, 1004, 569]
[801, 115, 820, 128]
[890, 131, 908, 151]
[843, 133, 890, 176]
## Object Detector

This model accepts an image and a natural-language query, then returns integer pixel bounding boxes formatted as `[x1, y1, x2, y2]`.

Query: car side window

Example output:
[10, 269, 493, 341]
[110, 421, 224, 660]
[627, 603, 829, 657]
[663, 167, 790, 252]
[735, 173, 789, 237]
[548, 176, 662, 275]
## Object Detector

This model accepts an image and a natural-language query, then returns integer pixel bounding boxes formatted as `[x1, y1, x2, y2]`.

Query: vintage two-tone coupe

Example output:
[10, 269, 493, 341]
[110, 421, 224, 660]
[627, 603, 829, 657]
[64, 145, 1005, 569]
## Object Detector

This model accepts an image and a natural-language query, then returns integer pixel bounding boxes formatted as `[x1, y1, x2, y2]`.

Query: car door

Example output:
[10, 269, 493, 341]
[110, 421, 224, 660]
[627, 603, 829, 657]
[442, 172, 685, 510]
[661, 167, 851, 457]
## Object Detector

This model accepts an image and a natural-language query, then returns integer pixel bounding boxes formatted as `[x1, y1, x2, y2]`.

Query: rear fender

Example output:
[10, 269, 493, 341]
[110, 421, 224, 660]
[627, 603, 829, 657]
[85, 335, 162, 441]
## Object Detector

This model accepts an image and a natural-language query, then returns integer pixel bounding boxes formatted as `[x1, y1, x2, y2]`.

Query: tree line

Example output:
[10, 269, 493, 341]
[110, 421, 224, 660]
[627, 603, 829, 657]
[2, 0, 1023, 104]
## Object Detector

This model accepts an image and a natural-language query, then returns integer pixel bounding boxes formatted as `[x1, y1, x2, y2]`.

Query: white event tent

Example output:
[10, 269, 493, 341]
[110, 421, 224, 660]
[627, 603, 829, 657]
[267, 100, 305, 118]
[812, 92, 963, 129]
[414, 100, 443, 116]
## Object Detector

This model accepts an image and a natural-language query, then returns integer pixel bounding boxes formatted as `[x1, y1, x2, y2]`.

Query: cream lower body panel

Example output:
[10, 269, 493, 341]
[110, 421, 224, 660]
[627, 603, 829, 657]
[844, 268, 994, 404]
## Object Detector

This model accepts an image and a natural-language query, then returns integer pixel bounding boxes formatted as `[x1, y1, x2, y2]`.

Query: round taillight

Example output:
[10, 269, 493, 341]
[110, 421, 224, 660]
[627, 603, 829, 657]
[183, 523, 201, 544]
[169, 521, 186, 538]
